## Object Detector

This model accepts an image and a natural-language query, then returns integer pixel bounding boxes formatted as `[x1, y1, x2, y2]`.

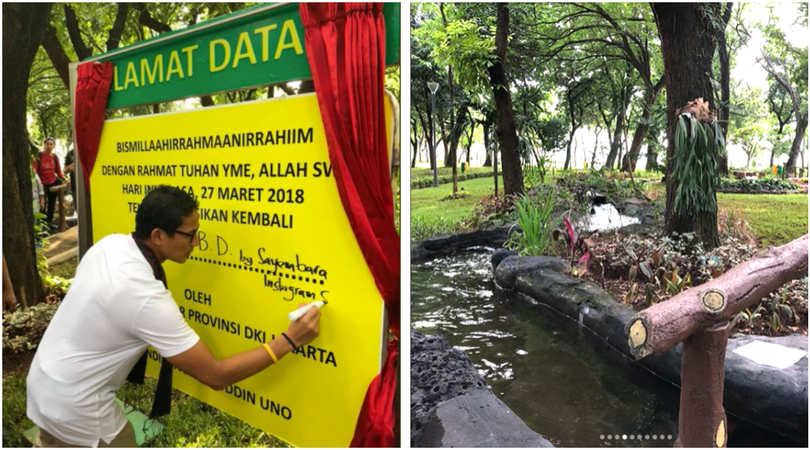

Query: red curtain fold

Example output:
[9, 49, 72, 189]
[300, 3, 400, 447]
[74, 62, 114, 194]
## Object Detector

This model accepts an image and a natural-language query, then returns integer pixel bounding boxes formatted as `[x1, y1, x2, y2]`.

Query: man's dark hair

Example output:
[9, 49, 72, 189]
[44, 137, 55, 144]
[135, 185, 199, 240]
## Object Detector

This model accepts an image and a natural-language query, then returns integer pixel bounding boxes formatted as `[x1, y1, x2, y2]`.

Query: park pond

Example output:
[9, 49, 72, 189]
[412, 249, 799, 447]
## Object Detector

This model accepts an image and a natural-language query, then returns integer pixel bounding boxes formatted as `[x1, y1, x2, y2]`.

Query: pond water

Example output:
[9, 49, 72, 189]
[412, 249, 797, 448]
[579, 203, 640, 233]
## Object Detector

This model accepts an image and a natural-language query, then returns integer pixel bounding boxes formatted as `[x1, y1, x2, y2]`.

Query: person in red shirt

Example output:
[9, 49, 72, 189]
[32, 137, 69, 231]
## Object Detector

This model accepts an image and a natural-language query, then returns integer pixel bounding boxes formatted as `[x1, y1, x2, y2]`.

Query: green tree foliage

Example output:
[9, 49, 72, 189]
[755, 3, 808, 174]
[730, 85, 768, 168]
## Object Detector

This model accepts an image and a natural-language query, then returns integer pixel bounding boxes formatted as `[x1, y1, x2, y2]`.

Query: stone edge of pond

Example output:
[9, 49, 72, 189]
[410, 329, 555, 448]
[411, 226, 512, 263]
[494, 254, 808, 446]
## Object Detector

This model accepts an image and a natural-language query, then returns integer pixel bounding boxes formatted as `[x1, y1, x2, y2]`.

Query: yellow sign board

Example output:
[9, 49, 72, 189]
[90, 94, 392, 447]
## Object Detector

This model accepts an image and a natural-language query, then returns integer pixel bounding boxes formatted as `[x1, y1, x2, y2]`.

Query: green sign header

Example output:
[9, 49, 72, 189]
[88, 3, 400, 109]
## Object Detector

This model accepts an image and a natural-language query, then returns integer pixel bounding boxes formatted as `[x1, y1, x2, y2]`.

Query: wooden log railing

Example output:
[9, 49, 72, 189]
[628, 234, 808, 359]
[626, 234, 808, 448]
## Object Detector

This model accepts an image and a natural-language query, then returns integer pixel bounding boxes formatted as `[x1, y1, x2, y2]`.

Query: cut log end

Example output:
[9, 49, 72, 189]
[629, 319, 647, 346]
[715, 419, 726, 448]
[627, 318, 650, 359]
[702, 290, 726, 313]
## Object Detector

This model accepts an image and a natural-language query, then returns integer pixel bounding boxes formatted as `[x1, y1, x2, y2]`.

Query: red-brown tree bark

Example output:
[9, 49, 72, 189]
[675, 322, 729, 448]
[488, 3, 523, 196]
[628, 234, 808, 359]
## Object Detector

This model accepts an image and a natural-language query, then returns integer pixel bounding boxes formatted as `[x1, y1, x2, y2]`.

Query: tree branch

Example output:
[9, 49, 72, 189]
[132, 4, 172, 34]
[106, 3, 130, 51]
[41, 22, 73, 89]
[64, 4, 92, 60]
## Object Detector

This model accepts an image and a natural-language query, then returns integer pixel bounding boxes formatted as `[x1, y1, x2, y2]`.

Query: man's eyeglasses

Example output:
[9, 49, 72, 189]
[167, 227, 199, 243]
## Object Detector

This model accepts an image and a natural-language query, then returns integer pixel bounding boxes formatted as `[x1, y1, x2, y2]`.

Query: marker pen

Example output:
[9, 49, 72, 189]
[288, 300, 328, 321]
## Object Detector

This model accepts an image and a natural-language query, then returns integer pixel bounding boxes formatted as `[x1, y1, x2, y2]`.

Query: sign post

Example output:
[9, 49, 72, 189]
[71, 3, 399, 447]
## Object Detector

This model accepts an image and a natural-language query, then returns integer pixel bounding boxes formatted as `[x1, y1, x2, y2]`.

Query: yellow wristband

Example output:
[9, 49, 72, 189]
[263, 343, 278, 363]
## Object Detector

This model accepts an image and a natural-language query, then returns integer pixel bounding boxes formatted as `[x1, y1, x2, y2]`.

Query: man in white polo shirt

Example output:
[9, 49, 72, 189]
[27, 185, 320, 447]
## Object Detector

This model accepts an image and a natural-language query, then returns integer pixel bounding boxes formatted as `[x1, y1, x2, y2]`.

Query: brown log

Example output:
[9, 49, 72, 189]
[628, 234, 808, 359]
[674, 321, 729, 448]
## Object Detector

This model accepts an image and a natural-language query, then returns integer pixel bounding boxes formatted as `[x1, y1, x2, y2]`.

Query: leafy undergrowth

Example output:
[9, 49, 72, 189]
[583, 230, 808, 337]
[1, 353, 288, 448]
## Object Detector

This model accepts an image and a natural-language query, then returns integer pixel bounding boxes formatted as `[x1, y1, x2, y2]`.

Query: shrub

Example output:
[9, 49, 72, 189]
[3, 302, 60, 353]
[411, 170, 493, 189]
[506, 191, 555, 256]
[555, 171, 638, 205]
[411, 214, 458, 241]
[718, 176, 801, 193]
[467, 194, 516, 229]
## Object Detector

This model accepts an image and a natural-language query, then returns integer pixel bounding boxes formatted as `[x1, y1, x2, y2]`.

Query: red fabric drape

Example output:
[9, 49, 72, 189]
[74, 62, 114, 194]
[300, 3, 400, 447]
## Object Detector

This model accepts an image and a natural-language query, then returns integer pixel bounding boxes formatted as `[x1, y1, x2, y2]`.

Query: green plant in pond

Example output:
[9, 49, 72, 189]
[737, 303, 766, 326]
[552, 216, 594, 276]
[770, 313, 782, 334]
[671, 112, 725, 218]
[506, 191, 555, 257]
[770, 289, 796, 325]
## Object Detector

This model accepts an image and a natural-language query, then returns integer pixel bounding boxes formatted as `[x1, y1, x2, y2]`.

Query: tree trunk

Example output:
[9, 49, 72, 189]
[483, 122, 492, 166]
[488, 4, 523, 196]
[448, 110, 462, 193]
[622, 80, 664, 172]
[591, 127, 601, 168]
[440, 3, 457, 174]
[786, 119, 808, 175]
[606, 86, 632, 169]
[564, 128, 575, 170]
[653, 3, 721, 249]
[646, 133, 659, 172]
[425, 109, 437, 173]
[411, 117, 419, 169]
[466, 122, 475, 165]
[440, 120, 449, 166]
[605, 117, 623, 169]
[3, 3, 51, 306]
[716, 3, 733, 177]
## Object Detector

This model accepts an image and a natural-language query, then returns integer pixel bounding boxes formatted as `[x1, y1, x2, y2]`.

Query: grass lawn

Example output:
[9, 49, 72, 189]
[2, 355, 288, 448]
[411, 175, 504, 240]
[411, 175, 808, 247]
[717, 193, 808, 247]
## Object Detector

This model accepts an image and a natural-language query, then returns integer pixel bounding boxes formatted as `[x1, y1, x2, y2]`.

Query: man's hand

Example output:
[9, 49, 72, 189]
[166, 303, 321, 390]
[284, 303, 320, 348]
[65, 163, 75, 173]
[39, 197, 45, 212]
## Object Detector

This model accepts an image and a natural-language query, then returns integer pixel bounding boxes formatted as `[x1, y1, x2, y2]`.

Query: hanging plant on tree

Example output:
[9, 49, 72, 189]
[671, 98, 726, 218]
